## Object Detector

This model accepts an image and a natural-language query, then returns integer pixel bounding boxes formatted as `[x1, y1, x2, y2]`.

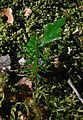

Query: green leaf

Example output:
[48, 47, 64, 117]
[27, 36, 37, 56]
[41, 17, 65, 46]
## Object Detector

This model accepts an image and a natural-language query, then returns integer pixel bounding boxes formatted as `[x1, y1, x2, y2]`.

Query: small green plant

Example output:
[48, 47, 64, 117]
[0, 0, 82, 119]
[21, 17, 65, 118]
[23, 17, 65, 81]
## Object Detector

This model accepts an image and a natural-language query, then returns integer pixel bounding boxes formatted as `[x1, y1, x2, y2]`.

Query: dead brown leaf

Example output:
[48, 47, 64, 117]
[1, 7, 14, 24]
[23, 7, 32, 17]
[18, 77, 33, 90]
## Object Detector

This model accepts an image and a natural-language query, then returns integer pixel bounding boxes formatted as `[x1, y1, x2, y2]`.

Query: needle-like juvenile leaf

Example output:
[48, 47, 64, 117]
[27, 36, 37, 56]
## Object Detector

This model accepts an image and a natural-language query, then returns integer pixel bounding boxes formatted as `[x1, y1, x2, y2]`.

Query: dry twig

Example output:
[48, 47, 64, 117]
[68, 79, 83, 103]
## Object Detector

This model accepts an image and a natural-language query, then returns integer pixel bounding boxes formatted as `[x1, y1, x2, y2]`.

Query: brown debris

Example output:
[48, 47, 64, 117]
[23, 7, 32, 17]
[1, 7, 14, 24]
